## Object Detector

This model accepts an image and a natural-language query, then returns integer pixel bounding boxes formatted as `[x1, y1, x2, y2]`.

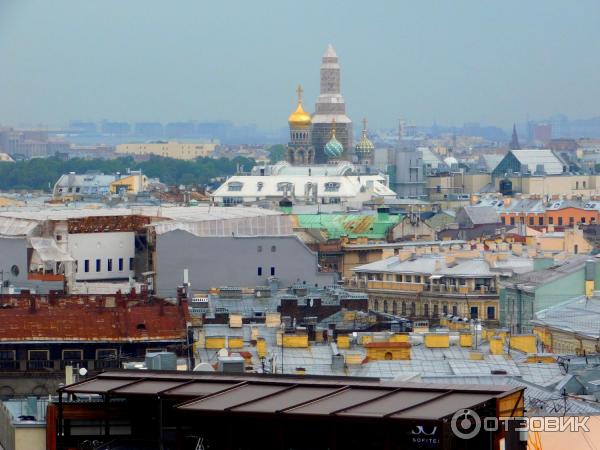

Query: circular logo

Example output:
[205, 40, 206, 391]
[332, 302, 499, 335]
[450, 408, 481, 440]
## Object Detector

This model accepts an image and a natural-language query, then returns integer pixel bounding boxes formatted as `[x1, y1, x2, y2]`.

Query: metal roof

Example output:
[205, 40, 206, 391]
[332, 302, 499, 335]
[292, 213, 401, 240]
[61, 371, 523, 422]
[532, 294, 600, 339]
[510, 149, 565, 175]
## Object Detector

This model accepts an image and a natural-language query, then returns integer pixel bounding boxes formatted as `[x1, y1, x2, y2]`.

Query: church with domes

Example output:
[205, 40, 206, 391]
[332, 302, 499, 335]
[286, 44, 374, 167]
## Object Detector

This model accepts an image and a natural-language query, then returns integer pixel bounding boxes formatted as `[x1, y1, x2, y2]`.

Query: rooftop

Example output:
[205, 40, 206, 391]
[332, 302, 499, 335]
[0, 294, 189, 342]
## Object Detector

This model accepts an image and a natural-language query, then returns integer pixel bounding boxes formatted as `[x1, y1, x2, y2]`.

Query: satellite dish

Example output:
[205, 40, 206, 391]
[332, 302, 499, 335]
[78, 367, 88, 377]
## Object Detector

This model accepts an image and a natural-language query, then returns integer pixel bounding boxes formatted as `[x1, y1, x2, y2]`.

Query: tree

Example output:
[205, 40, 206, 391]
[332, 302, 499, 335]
[267, 144, 286, 163]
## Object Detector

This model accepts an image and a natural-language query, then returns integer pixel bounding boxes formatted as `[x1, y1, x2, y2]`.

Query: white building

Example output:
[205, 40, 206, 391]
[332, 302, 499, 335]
[211, 162, 397, 209]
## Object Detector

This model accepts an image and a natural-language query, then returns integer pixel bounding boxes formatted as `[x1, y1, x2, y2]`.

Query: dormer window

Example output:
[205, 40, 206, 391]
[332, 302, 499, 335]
[228, 181, 243, 191]
[324, 182, 340, 192]
[277, 182, 294, 192]
[257, 182, 264, 191]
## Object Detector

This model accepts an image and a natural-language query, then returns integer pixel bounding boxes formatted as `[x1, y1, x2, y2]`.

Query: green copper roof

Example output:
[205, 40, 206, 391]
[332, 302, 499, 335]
[292, 213, 401, 240]
[324, 136, 343, 159]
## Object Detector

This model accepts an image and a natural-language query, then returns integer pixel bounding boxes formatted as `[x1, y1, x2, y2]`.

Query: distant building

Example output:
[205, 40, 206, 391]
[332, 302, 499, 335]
[211, 161, 396, 208]
[492, 149, 566, 178]
[501, 256, 599, 334]
[52, 172, 117, 199]
[154, 230, 335, 297]
[115, 141, 217, 160]
[311, 45, 353, 162]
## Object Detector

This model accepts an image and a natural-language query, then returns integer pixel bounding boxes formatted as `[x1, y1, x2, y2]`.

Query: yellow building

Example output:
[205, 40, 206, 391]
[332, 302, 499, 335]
[109, 173, 149, 194]
[116, 141, 217, 160]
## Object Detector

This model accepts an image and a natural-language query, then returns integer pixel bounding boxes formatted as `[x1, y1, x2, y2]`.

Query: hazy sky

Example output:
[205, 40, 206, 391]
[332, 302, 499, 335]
[1, 0, 599, 130]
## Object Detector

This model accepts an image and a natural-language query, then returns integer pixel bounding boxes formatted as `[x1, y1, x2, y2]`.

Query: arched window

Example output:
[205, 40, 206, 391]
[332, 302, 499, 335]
[410, 302, 416, 316]
[383, 300, 388, 313]
[423, 303, 429, 317]
[384, 352, 393, 360]
[392, 301, 397, 315]
[373, 299, 379, 311]
[401, 301, 407, 315]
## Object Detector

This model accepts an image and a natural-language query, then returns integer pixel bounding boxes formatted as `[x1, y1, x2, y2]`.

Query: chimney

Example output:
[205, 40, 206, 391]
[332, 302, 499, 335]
[585, 259, 596, 298]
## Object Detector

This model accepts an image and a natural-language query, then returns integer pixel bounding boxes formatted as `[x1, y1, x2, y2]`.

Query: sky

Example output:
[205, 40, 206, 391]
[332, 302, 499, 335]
[1, 0, 599, 130]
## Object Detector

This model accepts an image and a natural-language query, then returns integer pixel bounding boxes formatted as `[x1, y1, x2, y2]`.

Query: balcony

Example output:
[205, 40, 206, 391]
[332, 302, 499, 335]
[27, 272, 65, 282]
[0, 360, 19, 370]
[27, 360, 54, 370]
[366, 281, 425, 292]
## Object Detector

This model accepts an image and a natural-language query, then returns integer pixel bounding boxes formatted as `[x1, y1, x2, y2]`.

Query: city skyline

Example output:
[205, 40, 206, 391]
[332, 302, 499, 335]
[1, 0, 600, 130]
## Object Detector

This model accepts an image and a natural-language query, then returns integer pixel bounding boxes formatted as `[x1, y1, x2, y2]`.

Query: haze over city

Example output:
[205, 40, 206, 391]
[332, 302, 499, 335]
[4, 3, 600, 449]
[2, 0, 600, 129]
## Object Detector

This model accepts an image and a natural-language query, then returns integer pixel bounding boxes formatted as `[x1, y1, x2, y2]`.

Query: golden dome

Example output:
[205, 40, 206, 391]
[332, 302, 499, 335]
[288, 85, 312, 127]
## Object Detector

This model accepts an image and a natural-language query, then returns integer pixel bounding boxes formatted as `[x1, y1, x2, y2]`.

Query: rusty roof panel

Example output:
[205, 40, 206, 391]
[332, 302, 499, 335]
[285, 387, 391, 416]
[337, 390, 443, 418]
[178, 383, 287, 411]
[162, 381, 240, 397]
[111, 380, 184, 395]
[63, 377, 138, 394]
[391, 392, 494, 420]
[231, 386, 340, 413]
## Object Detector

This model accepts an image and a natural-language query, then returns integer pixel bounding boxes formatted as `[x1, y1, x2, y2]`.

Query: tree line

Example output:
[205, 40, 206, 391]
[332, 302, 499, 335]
[0, 155, 256, 191]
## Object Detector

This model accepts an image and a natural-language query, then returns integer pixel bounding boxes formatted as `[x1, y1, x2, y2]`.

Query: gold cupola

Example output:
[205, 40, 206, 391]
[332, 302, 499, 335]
[288, 84, 312, 128]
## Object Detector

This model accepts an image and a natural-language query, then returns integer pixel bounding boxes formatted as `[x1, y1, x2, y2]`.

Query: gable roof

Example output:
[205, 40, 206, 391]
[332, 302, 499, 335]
[460, 206, 499, 225]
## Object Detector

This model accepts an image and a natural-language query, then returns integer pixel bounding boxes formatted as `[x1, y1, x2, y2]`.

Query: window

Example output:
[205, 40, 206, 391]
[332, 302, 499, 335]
[558, 217, 562, 226]
[28, 350, 49, 361]
[401, 301, 406, 315]
[487, 306, 495, 320]
[10, 265, 19, 277]
[529, 217, 534, 225]
[84, 259, 90, 273]
[510, 217, 515, 225]
[452, 305, 458, 316]
[584, 181, 587, 189]
[62, 349, 83, 361]
[433, 304, 439, 317]
[576, 181, 579, 189]
[129, 257, 134, 271]
[442, 304, 448, 315]
[415, 275, 421, 283]
[270, 266, 275, 276]
[520, 216, 524, 224]
[373, 299, 379, 311]
[539, 217, 544, 226]
[118, 258, 124, 271]
[257, 245, 262, 252]
[223, 196, 243, 205]
[0, 350, 15, 361]
[569, 217, 574, 225]
[107, 259, 113, 272]
[410, 302, 416, 316]
[383, 300, 388, 313]
[277, 182, 293, 192]
[324, 182, 341, 192]
[392, 301, 397, 315]
[405, 275, 412, 282]
[549, 217, 554, 224]
[258, 267, 263, 276]
[574, 244, 579, 254]
[581, 217, 586, 224]
[423, 303, 429, 317]
[257, 182, 264, 192]
[227, 181, 243, 191]
[96, 259, 101, 272]
[395, 275, 402, 282]
[271, 245, 276, 252]
[470, 306, 479, 319]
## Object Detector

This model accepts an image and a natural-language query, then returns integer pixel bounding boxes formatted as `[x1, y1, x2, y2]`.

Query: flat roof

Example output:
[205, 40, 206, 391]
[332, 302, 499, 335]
[61, 370, 523, 422]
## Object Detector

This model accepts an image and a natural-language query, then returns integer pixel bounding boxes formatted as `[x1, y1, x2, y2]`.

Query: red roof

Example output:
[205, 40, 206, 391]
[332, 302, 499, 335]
[0, 295, 189, 342]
